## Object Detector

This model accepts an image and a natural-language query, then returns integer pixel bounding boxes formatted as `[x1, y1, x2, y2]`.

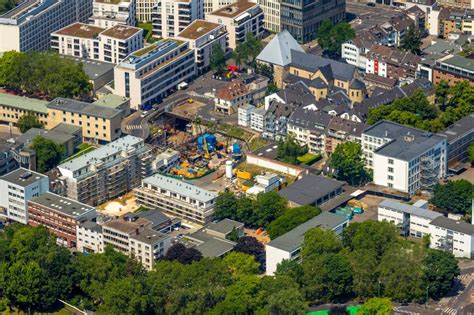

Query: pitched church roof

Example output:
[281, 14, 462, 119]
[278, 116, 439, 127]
[256, 30, 304, 67]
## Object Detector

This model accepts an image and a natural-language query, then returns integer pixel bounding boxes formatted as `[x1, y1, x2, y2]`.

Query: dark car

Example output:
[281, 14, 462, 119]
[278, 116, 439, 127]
[367, 2, 376, 6]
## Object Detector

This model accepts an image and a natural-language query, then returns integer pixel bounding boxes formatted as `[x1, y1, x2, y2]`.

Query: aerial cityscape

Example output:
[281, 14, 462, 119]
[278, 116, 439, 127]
[0, 0, 473, 313]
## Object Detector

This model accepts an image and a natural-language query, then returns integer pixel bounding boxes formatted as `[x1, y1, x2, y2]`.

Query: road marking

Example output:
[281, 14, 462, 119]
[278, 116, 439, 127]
[393, 307, 420, 315]
[126, 125, 142, 130]
[442, 307, 457, 315]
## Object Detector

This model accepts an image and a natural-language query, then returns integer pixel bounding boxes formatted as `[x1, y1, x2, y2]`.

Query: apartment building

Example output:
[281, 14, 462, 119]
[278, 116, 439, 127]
[134, 174, 218, 224]
[51, 23, 143, 64]
[28, 192, 96, 247]
[89, 0, 137, 28]
[362, 121, 447, 196]
[136, 0, 155, 22]
[203, 0, 235, 14]
[0, 168, 49, 224]
[256, 0, 280, 33]
[433, 54, 474, 87]
[0, 0, 92, 52]
[214, 79, 251, 115]
[114, 40, 196, 110]
[325, 117, 368, 155]
[342, 30, 379, 71]
[176, 20, 228, 75]
[378, 199, 442, 238]
[0, 93, 49, 126]
[366, 45, 421, 81]
[57, 135, 154, 206]
[438, 0, 473, 9]
[429, 216, 474, 259]
[77, 220, 104, 253]
[205, 0, 264, 49]
[438, 8, 474, 37]
[280, 0, 345, 43]
[46, 98, 122, 143]
[152, 0, 203, 39]
[440, 114, 474, 165]
[102, 214, 172, 270]
[266, 212, 349, 275]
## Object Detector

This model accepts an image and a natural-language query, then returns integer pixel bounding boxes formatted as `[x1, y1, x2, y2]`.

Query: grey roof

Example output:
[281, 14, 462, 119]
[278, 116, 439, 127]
[440, 114, 474, 143]
[47, 98, 121, 119]
[123, 209, 170, 229]
[17, 128, 75, 146]
[63, 56, 115, 80]
[379, 199, 443, 220]
[350, 78, 365, 90]
[142, 174, 217, 203]
[288, 107, 332, 132]
[50, 123, 82, 135]
[186, 230, 236, 257]
[439, 55, 474, 72]
[267, 212, 348, 252]
[310, 77, 327, 89]
[430, 216, 474, 235]
[278, 175, 344, 206]
[1, 167, 47, 187]
[30, 192, 95, 218]
[327, 116, 368, 137]
[363, 121, 447, 161]
[257, 30, 304, 67]
[131, 229, 169, 245]
[290, 50, 356, 81]
[275, 81, 316, 106]
[0, 92, 48, 114]
[79, 220, 102, 233]
[207, 218, 244, 235]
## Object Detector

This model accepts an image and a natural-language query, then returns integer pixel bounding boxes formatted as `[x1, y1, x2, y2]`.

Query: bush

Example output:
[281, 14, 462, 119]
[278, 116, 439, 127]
[297, 153, 321, 165]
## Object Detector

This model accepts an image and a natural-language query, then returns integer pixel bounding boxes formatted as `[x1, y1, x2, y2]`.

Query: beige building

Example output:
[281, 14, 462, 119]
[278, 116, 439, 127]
[0, 93, 49, 126]
[257, 0, 280, 32]
[177, 20, 228, 74]
[51, 23, 143, 64]
[114, 40, 196, 109]
[205, 0, 264, 49]
[151, 0, 203, 39]
[203, 0, 236, 14]
[136, 0, 156, 21]
[90, 0, 137, 28]
[46, 98, 122, 143]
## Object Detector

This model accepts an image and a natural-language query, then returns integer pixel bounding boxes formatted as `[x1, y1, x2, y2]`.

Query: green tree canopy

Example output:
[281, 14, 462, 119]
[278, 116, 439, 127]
[422, 249, 460, 299]
[268, 205, 321, 239]
[210, 42, 226, 72]
[469, 144, 474, 165]
[330, 142, 369, 186]
[302, 228, 342, 260]
[317, 19, 355, 55]
[400, 28, 422, 55]
[30, 136, 65, 173]
[431, 179, 474, 214]
[17, 114, 43, 133]
[0, 0, 17, 14]
[277, 134, 308, 165]
[358, 298, 393, 315]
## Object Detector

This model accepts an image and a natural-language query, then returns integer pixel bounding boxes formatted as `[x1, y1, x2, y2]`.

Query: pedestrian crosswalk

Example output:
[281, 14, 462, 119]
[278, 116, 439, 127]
[392, 307, 420, 315]
[126, 125, 142, 130]
[442, 307, 457, 315]
[458, 274, 473, 283]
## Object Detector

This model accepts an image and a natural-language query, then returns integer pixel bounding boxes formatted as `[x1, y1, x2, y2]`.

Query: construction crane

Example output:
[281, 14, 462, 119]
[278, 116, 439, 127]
[203, 136, 210, 160]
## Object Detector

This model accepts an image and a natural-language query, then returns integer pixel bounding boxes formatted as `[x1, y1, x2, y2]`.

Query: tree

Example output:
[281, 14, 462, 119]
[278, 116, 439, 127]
[30, 136, 65, 173]
[358, 298, 393, 315]
[97, 277, 151, 315]
[266, 81, 279, 95]
[17, 114, 43, 133]
[422, 249, 460, 300]
[330, 142, 369, 186]
[244, 32, 262, 65]
[469, 144, 474, 166]
[212, 275, 264, 314]
[177, 248, 202, 264]
[302, 228, 342, 260]
[232, 43, 249, 68]
[164, 243, 186, 261]
[0, 0, 17, 14]
[435, 80, 450, 109]
[400, 28, 422, 55]
[214, 192, 239, 220]
[234, 236, 265, 269]
[275, 259, 304, 286]
[317, 20, 355, 56]
[277, 134, 308, 165]
[222, 252, 260, 277]
[267, 205, 321, 239]
[265, 286, 307, 315]
[253, 191, 288, 227]
[350, 249, 379, 298]
[431, 180, 474, 214]
[226, 227, 239, 242]
[210, 42, 226, 72]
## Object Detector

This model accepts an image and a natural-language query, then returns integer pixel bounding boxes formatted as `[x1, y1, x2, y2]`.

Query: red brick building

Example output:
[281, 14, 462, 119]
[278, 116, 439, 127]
[28, 192, 96, 247]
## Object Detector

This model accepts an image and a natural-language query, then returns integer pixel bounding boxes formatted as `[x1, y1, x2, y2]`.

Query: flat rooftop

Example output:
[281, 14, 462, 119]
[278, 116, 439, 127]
[0, 93, 48, 114]
[210, 0, 257, 18]
[54, 23, 105, 39]
[178, 20, 222, 40]
[185, 230, 236, 257]
[1, 168, 47, 187]
[62, 56, 115, 80]
[440, 114, 474, 143]
[100, 25, 141, 40]
[58, 135, 144, 173]
[440, 55, 474, 72]
[103, 217, 150, 234]
[17, 127, 75, 146]
[278, 175, 344, 206]
[30, 192, 95, 218]
[430, 216, 474, 235]
[268, 212, 348, 252]
[47, 98, 121, 119]
[379, 199, 443, 220]
[363, 121, 446, 161]
[207, 218, 243, 235]
[143, 174, 217, 203]
[93, 94, 129, 109]
[131, 229, 169, 245]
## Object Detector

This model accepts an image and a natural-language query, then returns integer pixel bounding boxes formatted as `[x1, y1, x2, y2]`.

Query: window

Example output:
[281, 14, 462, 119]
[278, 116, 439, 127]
[388, 167, 394, 173]
[388, 175, 393, 181]
[388, 159, 394, 165]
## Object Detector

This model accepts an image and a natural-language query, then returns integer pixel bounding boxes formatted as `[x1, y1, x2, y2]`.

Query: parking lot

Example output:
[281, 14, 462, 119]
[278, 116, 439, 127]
[347, 1, 403, 32]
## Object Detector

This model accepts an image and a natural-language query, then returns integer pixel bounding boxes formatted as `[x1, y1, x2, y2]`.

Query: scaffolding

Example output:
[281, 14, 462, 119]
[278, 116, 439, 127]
[420, 155, 439, 192]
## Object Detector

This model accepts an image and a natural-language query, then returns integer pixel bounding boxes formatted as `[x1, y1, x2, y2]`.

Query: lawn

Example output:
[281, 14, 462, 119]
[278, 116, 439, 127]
[297, 153, 322, 166]
[218, 123, 254, 142]
[61, 143, 96, 163]
[249, 137, 270, 151]
[138, 22, 157, 44]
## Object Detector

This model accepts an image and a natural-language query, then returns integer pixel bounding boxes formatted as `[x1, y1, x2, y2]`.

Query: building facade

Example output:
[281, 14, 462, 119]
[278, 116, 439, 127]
[152, 0, 203, 39]
[89, 0, 137, 28]
[0, 168, 49, 224]
[134, 174, 217, 224]
[440, 114, 474, 165]
[57, 136, 154, 206]
[429, 216, 474, 259]
[257, 0, 280, 33]
[28, 192, 96, 247]
[433, 54, 474, 87]
[136, 0, 156, 22]
[114, 40, 196, 110]
[0, 0, 92, 52]
[205, 1, 264, 49]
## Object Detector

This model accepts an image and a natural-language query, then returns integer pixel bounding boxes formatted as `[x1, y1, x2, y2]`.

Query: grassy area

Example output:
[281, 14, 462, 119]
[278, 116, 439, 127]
[248, 137, 270, 151]
[297, 153, 321, 166]
[137, 22, 157, 44]
[237, 161, 296, 185]
[61, 143, 96, 163]
[218, 123, 253, 141]
[135, 205, 150, 213]
[307, 306, 361, 315]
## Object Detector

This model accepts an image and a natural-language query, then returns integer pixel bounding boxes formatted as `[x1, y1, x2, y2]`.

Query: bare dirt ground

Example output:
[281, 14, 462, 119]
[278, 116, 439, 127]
[97, 193, 138, 217]
[350, 195, 385, 223]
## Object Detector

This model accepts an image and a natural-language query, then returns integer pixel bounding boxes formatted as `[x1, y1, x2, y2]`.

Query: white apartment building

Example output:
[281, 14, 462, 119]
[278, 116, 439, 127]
[429, 216, 474, 259]
[250, 108, 265, 132]
[266, 212, 349, 275]
[205, 0, 264, 49]
[152, 0, 203, 39]
[0, 168, 49, 224]
[203, 0, 235, 14]
[377, 199, 443, 238]
[0, 0, 92, 52]
[238, 104, 255, 127]
[176, 20, 228, 74]
[77, 220, 104, 254]
[51, 23, 143, 64]
[89, 0, 136, 28]
[136, 0, 155, 22]
[256, 0, 280, 33]
[341, 30, 377, 71]
[114, 40, 196, 109]
[362, 121, 447, 196]
[134, 174, 218, 224]
[57, 135, 154, 206]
